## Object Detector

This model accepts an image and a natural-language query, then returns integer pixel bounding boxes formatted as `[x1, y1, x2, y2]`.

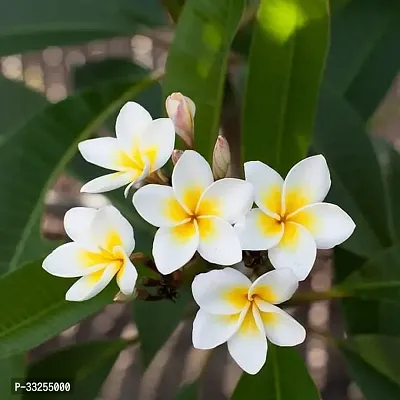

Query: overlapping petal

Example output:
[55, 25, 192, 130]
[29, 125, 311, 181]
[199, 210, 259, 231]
[152, 222, 199, 274]
[133, 184, 189, 227]
[244, 161, 283, 218]
[191, 267, 251, 315]
[116, 251, 138, 295]
[115, 102, 152, 151]
[249, 269, 298, 305]
[64, 207, 97, 250]
[196, 178, 253, 223]
[172, 150, 213, 213]
[234, 208, 283, 251]
[289, 203, 355, 249]
[282, 155, 331, 216]
[197, 217, 242, 266]
[268, 222, 317, 281]
[80, 171, 137, 194]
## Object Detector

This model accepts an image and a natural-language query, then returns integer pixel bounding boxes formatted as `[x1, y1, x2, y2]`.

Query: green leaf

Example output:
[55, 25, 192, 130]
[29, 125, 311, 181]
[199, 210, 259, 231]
[163, 0, 245, 159]
[242, 0, 329, 175]
[25, 340, 130, 399]
[0, 71, 158, 273]
[0, 0, 166, 56]
[313, 87, 391, 257]
[133, 289, 192, 368]
[0, 354, 26, 400]
[340, 335, 400, 400]
[175, 382, 199, 400]
[232, 346, 319, 399]
[324, 0, 399, 94]
[0, 260, 116, 359]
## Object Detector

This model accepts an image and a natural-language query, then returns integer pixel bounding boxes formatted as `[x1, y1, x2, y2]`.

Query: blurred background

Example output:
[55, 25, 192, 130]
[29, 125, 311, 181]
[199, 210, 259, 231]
[2, 1, 400, 399]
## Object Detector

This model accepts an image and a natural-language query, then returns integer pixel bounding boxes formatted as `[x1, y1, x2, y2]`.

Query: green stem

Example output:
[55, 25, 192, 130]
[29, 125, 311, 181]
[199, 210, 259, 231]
[283, 288, 350, 306]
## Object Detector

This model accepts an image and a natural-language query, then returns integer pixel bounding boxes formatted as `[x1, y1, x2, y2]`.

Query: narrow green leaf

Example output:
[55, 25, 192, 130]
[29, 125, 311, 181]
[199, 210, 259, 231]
[340, 335, 400, 399]
[25, 340, 130, 400]
[313, 88, 391, 257]
[0, 354, 26, 400]
[0, 0, 166, 56]
[163, 0, 245, 159]
[0, 72, 158, 273]
[242, 0, 329, 175]
[133, 289, 192, 368]
[0, 260, 116, 359]
[232, 346, 319, 399]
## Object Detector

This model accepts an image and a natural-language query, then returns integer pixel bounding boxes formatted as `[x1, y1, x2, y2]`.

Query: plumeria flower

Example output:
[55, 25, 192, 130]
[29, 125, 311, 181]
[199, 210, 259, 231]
[133, 150, 253, 274]
[236, 155, 356, 280]
[192, 267, 305, 374]
[78, 102, 175, 196]
[42, 206, 137, 301]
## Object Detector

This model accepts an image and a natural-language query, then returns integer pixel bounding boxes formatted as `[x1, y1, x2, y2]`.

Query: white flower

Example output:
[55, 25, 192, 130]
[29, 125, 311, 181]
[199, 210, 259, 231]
[78, 102, 175, 196]
[42, 206, 137, 301]
[236, 155, 356, 280]
[132, 150, 253, 274]
[191, 268, 305, 374]
[165, 92, 195, 148]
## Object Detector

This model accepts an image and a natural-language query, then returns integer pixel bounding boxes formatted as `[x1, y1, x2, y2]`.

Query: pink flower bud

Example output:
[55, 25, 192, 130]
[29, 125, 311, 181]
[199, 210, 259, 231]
[171, 149, 184, 165]
[212, 135, 231, 179]
[165, 92, 196, 148]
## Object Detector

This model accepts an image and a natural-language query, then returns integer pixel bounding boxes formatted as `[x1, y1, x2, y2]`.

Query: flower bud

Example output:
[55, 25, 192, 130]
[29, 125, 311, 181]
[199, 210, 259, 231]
[212, 135, 231, 179]
[171, 149, 184, 165]
[165, 92, 196, 149]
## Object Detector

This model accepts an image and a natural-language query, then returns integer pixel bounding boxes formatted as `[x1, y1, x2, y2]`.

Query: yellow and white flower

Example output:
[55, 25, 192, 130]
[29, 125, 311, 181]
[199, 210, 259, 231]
[78, 102, 175, 196]
[42, 206, 137, 301]
[192, 268, 305, 374]
[236, 155, 356, 280]
[133, 150, 253, 274]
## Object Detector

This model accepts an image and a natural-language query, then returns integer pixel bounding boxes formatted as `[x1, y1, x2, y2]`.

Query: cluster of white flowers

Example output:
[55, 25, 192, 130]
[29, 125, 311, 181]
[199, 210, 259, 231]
[43, 94, 355, 374]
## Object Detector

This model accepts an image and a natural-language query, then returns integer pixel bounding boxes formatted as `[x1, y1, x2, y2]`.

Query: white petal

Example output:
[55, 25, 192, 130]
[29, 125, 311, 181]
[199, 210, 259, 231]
[268, 222, 317, 281]
[152, 222, 199, 274]
[78, 137, 122, 171]
[244, 161, 283, 218]
[192, 308, 243, 350]
[197, 217, 242, 266]
[64, 207, 97, 250]
[191, 267, 251, 314]
[196, 178, 253, 223]
[289, 203, 356, 249]
[255, 301, 306, 346]
[227, 305, 267, 375]
[140, 118, 175, 171]
[116, 252, 138, 295]
[172, 150, 214, 213]
[80, 171, 137, 194]
[115, 102, 152, 150]
[42, 243, 104, 277]
[133, 184, 189, 227]
[234, 208, 283, 251]
[249, 269, 299, 304]
[282, 155, 331, 215]
[65, 264, 118, 301]
[90, 205, 135, 255]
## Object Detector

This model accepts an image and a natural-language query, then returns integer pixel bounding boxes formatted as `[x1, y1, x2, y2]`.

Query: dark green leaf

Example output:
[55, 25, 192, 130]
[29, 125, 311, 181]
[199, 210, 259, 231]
[0, 0, 166, 56]
[340, 335, 400, 400]
[232, 346, 319, 399]
[175, 382, 199, 399]
[313, 88, 391, 257]
[0, 354, 26, 400]
[163, 0, 245, 159]
[25, 340, 130, 399]
[0, 260, 116, 359]
[242, 0, 329, 175]
[0, 71, 158, 273]
[324, 0, 399, 94]
[133, 289, 192, 368]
